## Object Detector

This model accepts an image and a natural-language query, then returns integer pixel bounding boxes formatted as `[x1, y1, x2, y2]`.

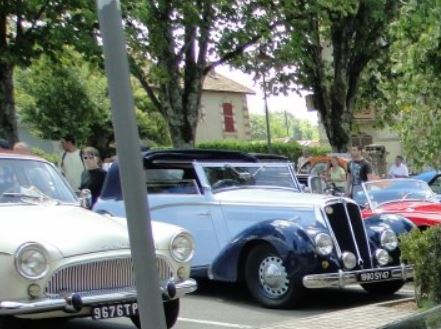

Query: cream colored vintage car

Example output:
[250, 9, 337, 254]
[0, 152, 196, 328]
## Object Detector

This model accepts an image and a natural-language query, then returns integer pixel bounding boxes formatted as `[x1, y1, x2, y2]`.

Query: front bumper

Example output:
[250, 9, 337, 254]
[302, 264, 413, 289]
[0, 279, 197, 316]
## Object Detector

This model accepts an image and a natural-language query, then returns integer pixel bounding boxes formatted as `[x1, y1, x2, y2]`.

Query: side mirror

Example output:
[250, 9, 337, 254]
[308, 176, 326, 194]
[77, 189, 92, 209]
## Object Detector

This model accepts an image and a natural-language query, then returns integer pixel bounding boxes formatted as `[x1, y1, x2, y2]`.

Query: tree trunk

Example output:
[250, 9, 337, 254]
[0, 62, 18, 146]
[317, 89, 353, 153]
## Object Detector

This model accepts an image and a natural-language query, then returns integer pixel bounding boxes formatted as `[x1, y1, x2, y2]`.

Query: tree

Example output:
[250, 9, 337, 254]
[374, 0, 441, 169]
[15, 50, 170, 153]
[0, 0, 98, 145]
[121, 0, 278, 148]
[250, 112, 319, 141]
[236, 1, 401, 152]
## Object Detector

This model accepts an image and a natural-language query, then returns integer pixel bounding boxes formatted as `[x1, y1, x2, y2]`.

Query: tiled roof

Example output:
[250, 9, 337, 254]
[203, 72, 255, 94]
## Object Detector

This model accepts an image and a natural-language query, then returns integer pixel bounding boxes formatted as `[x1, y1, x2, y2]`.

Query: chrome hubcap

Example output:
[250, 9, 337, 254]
[259, 256, 289, 298]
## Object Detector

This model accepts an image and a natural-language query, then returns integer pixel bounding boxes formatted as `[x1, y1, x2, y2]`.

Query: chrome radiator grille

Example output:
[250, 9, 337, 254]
[323, 201, 373, 269]
[45, 256, 174, 297]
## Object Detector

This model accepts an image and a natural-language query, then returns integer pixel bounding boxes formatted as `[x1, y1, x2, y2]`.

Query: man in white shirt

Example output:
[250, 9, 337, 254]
[59, 135, 85, 190]
[388, 155, 409, 178]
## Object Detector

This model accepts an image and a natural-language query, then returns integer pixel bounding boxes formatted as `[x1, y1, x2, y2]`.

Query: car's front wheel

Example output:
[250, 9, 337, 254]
[361, 280, 405, 295]
[245, 244, 304, 308]
[131, 299, 180, 329]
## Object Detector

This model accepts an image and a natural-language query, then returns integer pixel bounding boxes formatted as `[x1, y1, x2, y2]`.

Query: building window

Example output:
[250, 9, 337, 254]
[222, 103, 235, 132]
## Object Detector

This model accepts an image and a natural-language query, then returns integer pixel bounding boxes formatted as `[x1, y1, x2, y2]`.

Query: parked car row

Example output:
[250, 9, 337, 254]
[4, 149, 436, 328]
[94, 150, 414, 308]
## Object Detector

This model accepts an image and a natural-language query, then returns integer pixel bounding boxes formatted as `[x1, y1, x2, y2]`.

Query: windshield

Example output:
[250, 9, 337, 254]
[0, 158, 77, 205]
[202, 163, 299, 192]
[353, 179, 434, 209]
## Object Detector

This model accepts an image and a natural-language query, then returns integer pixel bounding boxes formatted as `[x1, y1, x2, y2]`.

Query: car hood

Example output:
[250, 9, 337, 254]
[214, 188, 330, 207]
[364, 201, 441, 224]
[0, 205, 131, 257]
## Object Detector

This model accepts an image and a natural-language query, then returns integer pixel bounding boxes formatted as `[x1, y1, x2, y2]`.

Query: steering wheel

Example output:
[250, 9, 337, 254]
[212, 179, 237, 190]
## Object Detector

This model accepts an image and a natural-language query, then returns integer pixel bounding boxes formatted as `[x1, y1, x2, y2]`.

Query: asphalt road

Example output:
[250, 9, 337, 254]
[14, 281, 414, 329]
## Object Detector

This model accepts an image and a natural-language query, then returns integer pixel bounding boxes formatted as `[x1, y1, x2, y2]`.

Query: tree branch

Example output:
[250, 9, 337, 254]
[203, 20, 283, 75]
[23, 0, 51, 38]
[128, 56, 164, 115]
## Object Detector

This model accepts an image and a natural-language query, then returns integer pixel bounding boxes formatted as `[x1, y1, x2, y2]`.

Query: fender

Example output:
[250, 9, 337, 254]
[364, 214, 415, 264]
[209, 218, 340, 283]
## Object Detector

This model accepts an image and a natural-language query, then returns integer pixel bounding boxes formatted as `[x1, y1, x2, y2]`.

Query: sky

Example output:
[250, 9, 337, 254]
[216, 65, 319, 125]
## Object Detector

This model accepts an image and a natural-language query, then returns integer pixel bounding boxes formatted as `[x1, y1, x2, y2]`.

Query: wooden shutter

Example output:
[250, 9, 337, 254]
[222, 103, 235, 132]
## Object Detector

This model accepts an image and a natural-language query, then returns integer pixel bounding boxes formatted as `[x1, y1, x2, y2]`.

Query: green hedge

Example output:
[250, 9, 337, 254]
[400, 226, 441, 307]
[197, 140, 330, 163]
[31, 148, 59, 165]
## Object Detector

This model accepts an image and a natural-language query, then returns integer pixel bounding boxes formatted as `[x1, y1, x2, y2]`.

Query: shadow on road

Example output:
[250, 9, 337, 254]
[193, 279, 412, 311]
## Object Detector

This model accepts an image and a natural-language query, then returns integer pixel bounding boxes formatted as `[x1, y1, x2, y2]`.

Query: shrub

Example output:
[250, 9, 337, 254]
[197, 140, 330, 163]
[31, 148, 59, 165]
[400, 226, 441, 307]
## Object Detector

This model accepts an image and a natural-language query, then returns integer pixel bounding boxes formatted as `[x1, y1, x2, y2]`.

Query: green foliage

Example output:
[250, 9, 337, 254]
[231, 0, 401, 151]
[373, 0, 441, 169]
[250, 112, 319, 141]
[197, 140, 329, 163]
[31, 148, 59, 165]
[400, 226, 441, 307]
[15, 49, 171, 154]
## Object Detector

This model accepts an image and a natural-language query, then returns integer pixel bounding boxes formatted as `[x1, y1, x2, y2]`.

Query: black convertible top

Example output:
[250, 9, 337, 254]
[100, 149, 281, 200]
[142, 149, 259, 164]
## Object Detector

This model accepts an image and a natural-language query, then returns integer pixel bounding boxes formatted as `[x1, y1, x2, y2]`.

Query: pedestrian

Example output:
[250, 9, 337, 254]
[59, 134, 85, 190]
[13, 142, 32, 155]
[79, 147, 107, 206]
[346, 146, 373, 198]
[326, 156, 346, 193]
[388, 155, 409, 178]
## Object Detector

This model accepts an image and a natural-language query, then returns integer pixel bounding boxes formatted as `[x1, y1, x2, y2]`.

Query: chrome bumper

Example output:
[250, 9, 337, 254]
[302, 265, 413, 289]
[0, 279, 197, 316]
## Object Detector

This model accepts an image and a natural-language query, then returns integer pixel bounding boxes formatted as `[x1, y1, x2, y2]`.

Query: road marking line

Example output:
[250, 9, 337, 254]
[178, 317, 254, 328]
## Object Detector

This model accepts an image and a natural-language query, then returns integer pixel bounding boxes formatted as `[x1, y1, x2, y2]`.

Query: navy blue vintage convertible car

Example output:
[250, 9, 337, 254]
[94, 150, 414, 308]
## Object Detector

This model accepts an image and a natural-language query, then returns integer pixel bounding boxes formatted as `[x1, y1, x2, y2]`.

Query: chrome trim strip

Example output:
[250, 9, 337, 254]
[319, 207, 342, 259]
[0, 279, 197, 316]
[342, 199, 363, 266]
[303, 265, 413, 289]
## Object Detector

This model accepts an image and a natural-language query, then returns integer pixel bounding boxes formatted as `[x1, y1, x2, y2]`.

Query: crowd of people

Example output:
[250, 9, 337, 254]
[311, 146, 410, 198]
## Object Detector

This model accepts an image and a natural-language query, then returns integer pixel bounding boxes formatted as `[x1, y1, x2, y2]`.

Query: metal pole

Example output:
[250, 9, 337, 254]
[96, 1, 167, 329]
[262, 73, 272, 153]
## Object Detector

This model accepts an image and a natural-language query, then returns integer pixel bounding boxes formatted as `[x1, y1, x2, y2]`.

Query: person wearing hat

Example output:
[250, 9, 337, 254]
[79, 147, 107, 206]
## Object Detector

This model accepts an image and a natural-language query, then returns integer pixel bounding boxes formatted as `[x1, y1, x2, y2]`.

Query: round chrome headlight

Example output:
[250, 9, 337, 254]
[342, 251, 357, 270]
[170, 232, 194, 263]
[375, 249, 390, 266]
[380, 229, 398, 251]
[314, 233, 333, 256]
[15, 243, 49, 280]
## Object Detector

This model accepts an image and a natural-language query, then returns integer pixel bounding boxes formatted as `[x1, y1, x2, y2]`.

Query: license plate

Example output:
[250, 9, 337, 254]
[92, 302, 138, 320]
[358, 270, 392, 283]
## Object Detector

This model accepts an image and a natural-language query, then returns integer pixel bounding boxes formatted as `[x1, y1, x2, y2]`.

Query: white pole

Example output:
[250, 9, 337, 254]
[96, 1, 167, 328]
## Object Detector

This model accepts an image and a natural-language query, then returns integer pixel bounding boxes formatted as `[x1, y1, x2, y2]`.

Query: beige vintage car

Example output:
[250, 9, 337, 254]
[0, 152, 196, 328]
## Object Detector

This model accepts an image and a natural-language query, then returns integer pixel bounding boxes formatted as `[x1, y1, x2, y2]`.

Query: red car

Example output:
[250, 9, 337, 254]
[354, 179, 441, 229]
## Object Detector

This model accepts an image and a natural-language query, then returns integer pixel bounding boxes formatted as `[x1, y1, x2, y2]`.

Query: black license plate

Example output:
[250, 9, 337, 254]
[358, 270, 392, 283]
[92, 302, 138, 320]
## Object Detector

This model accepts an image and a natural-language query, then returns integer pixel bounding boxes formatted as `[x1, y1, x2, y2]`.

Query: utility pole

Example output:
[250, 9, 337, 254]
[262, 72, 272, 153]
[284, 110, 290, 137]
[96, 1, 167, 328]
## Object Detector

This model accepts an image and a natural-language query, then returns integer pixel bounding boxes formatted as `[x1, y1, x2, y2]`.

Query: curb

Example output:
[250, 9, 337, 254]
[259, 296, 417, 329]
